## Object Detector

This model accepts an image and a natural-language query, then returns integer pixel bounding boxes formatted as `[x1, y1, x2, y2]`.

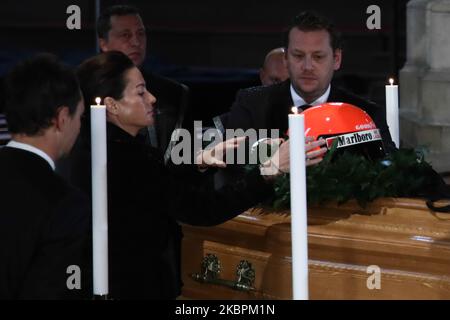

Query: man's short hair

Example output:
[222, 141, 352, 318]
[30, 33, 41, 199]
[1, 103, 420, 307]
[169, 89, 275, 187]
[4, 53, 81, 135]
[97, 5, 141, 39]
[284, 11, 342, 52]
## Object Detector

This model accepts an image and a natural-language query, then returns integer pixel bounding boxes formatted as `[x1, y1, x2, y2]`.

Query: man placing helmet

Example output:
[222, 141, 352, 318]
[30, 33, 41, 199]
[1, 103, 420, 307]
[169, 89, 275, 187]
[225, 11, 395, 154]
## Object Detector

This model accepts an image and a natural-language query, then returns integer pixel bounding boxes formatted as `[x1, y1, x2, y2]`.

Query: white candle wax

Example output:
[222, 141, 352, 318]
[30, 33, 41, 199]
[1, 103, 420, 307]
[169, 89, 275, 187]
[385, 78, 399, 148]
[90, 98, 109, 296]
[288, 110, 309, 300]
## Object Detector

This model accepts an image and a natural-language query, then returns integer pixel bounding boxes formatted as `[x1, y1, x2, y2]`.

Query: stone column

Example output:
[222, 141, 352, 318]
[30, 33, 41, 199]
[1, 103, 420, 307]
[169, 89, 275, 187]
[400, 0, 450, 172]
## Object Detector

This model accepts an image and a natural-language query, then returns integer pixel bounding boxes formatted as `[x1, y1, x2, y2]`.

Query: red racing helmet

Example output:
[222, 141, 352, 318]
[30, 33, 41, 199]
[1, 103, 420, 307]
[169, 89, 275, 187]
[301, 102, 386, 160]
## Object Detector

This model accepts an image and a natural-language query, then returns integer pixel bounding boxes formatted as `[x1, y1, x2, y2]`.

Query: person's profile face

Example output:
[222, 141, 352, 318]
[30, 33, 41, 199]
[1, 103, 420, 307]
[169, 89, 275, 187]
[100, 14, 147, 67]
[286, 28, 341, 103]
[114, 67, 156, 134]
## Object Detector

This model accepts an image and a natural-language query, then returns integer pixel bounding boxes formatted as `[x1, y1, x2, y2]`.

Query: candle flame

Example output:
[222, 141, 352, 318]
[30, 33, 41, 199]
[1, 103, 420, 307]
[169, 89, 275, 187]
[95, 97, 101, 105]
[389, 78, 394, 85]
[291, 106, 298, 114]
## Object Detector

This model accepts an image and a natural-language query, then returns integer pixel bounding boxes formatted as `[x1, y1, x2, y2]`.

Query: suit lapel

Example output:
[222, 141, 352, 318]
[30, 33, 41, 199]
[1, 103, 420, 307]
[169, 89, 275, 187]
[327, 85, 350, 104]
[327, 85, 340, 102]
[268, 80, 293, 135]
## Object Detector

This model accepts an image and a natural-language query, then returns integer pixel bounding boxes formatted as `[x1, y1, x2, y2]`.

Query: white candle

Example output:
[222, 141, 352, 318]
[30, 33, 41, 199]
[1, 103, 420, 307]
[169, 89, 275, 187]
[91, 97, 109, 296]
[288, 108, 309, 300]
[385, 78, 399, 148]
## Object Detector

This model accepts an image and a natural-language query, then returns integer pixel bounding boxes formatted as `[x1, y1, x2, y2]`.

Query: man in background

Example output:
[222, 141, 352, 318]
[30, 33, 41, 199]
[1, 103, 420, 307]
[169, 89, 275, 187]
[214, 47, 289, 132]
[259, 47, 289, 86]
[97, 5, 189, 155]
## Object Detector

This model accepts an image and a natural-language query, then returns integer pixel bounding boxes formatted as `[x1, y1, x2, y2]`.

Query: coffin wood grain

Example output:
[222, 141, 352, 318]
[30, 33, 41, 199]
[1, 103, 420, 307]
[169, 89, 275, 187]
[181, 197, 450, 299]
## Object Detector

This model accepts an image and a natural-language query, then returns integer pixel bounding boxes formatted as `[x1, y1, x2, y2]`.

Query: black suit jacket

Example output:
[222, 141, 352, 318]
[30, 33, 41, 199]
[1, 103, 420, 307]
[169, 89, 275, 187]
[0, 147, 91, 299]
[143, 72, 189, 154]
[226, 80, 395, 152]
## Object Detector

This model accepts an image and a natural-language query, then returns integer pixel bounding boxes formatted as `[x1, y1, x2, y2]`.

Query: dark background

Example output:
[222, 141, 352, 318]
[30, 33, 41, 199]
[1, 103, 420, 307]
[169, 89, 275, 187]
[0, 0, 408, 123]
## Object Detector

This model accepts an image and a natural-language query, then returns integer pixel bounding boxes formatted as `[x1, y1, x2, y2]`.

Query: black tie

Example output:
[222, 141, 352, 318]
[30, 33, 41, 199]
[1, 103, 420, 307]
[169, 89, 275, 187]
[298, 104, 313, 112]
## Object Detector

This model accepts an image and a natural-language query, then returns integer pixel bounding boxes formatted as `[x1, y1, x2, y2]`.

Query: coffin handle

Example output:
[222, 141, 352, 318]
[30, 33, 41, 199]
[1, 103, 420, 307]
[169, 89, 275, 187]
[191, 254, 256, 292]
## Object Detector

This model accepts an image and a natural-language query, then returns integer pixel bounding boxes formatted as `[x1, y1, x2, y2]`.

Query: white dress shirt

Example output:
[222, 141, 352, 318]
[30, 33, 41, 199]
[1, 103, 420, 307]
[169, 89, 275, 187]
[6, 140, 55, 170]
[290, 84, 331, 107]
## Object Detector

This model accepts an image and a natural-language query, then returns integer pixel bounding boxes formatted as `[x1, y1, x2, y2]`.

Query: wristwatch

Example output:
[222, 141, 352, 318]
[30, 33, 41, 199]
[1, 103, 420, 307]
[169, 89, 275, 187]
[259, 159, 282, 177]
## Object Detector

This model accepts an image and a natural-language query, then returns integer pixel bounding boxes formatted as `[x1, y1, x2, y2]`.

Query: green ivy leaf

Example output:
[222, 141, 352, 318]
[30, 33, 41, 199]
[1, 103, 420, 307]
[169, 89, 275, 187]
[269, 148, 442, 210]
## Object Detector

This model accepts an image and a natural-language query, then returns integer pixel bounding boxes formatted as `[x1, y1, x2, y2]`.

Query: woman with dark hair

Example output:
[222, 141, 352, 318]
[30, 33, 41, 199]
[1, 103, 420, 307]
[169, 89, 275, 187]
[73, 51, 323, 299]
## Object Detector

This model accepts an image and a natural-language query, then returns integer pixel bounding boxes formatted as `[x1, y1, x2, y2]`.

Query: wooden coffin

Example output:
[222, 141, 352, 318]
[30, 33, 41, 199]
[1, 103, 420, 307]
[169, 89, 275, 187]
[181, 198, 450, 299]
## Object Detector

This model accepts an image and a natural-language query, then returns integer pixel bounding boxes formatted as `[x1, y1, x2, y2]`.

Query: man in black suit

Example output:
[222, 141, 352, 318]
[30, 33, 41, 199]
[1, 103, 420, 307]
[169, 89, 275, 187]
[0, 54, 90, 299]
[226, 11, 395, 152]
[96, 5, 189, 156]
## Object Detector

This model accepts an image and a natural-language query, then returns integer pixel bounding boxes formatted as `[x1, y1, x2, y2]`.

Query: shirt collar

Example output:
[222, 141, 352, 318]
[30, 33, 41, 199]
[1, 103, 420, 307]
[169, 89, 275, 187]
[6, 140, 55, 170]
[290, 84, 331, 107]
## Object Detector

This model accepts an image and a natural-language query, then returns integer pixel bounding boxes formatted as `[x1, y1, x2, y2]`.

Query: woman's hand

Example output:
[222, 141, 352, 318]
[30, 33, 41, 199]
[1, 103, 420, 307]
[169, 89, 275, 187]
[260, 140, 290, 177]
[260, 137, 327, 180]
[196, 136, 247, 169]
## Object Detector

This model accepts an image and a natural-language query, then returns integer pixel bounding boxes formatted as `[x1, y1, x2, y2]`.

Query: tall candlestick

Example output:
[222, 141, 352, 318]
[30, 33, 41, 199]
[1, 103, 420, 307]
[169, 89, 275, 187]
[386, 78, 399, 148]
[91, 97, 109, 296]
[288, 108, 309, 300]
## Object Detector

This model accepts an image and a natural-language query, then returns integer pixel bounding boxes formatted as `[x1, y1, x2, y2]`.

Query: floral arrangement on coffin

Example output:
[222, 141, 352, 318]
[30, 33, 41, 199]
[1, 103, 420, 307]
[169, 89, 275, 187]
[269, 142, 447, 210]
